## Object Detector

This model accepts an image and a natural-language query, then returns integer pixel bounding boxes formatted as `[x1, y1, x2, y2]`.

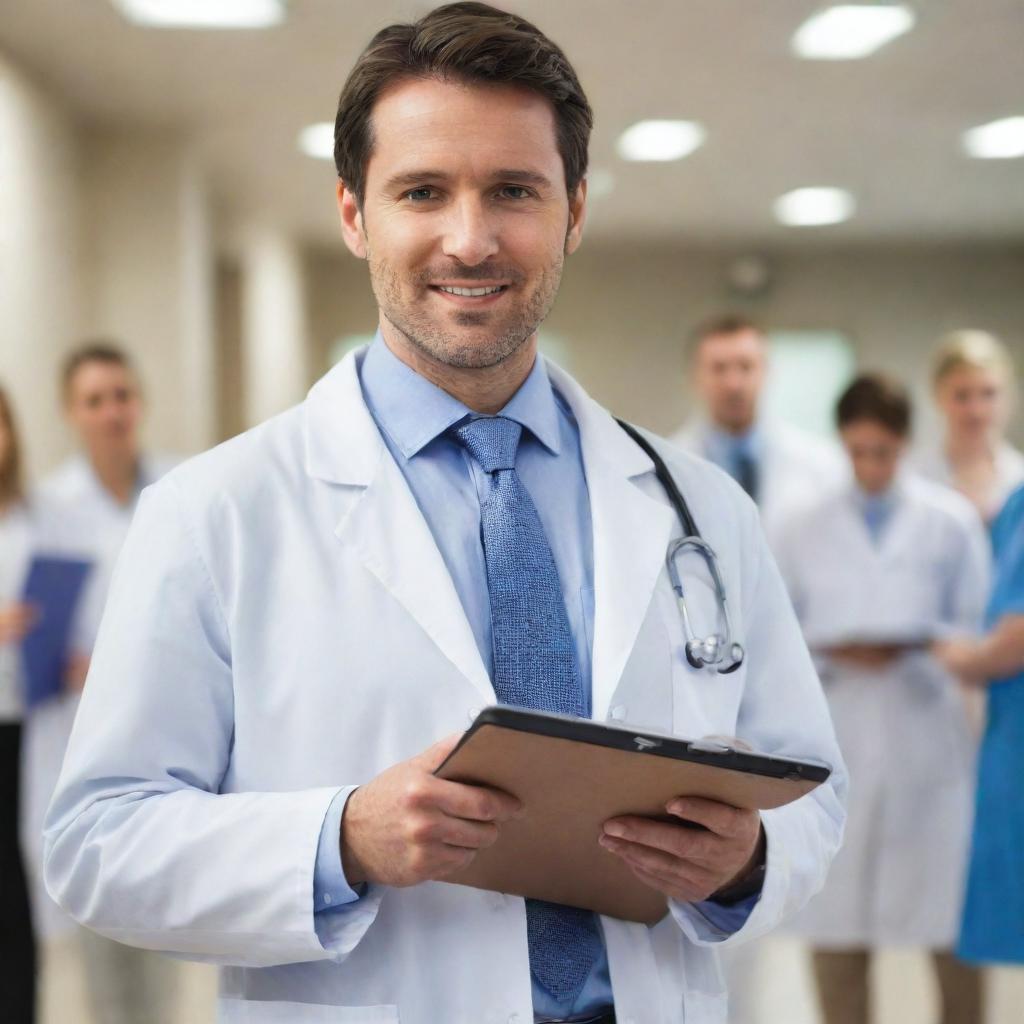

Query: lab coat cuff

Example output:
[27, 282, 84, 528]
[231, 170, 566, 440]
[313, 786, 364, 914]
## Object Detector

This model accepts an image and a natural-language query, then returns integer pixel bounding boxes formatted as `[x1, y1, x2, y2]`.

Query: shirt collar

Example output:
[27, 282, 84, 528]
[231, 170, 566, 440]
[359, 332, 562, 459]
[704, 421, 762, 464]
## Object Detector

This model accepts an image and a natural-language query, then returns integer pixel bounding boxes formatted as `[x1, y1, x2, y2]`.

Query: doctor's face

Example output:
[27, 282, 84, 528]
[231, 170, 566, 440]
[65, 361, 142, 460]
[337, 77, 586, 369]
[692, 329, 767, 435]
[840, 419, 906, 495]
[934, 364, 1009, 442]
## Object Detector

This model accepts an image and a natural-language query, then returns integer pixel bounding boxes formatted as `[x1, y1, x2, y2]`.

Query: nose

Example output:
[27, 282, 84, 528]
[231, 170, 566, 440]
[441, 195, 499, 266]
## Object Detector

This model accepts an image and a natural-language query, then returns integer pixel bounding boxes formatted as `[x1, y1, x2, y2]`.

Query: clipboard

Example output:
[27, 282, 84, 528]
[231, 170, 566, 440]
[434, 706, 831, 924]
[20, 556, 93, 708]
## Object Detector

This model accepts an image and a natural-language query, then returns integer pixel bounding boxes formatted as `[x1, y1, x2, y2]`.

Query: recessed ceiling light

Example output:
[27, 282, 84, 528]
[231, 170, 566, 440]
[110, 0, 285, 29]
[962, 116, 1024, 159]
[298, 122, 335, 161]
[616, 120, 706, 162]
[792, 4, 915, 60]
[773, 187, 855, 227]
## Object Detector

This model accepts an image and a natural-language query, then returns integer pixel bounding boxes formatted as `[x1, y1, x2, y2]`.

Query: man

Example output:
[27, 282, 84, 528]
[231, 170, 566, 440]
[44, 6, 846, 1023]
[25, 344, 179, 1023]
[670, 315, 844, 545]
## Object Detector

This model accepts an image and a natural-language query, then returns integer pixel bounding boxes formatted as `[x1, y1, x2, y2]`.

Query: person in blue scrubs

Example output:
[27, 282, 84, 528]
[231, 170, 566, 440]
[936, 482, 1024, 964]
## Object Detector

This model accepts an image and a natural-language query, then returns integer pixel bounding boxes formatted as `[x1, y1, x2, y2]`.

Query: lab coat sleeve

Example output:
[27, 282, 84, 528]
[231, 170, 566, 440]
[42, 479, 385, 968]
[670, 499, 848, 947]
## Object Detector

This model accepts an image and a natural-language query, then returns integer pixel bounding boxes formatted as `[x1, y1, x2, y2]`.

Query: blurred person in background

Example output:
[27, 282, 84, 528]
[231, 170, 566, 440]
[916, 329, 1023, 524]
[935, 482, 1024, 968]
[670, 316, 845, 1022]
[776, 374, 990, 1024]
[0, 384, 37, 1023]
[669, 314, 844, 547]
[23, 343, 178, 1024]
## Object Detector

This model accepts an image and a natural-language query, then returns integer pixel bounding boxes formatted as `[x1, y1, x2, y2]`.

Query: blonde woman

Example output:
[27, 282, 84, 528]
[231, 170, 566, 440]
[0, 384, 37, 1022]
[917, 329, 1024, 523]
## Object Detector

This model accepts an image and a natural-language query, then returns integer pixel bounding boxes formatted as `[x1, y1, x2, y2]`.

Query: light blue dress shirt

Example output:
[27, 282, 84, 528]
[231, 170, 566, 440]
[313, 336, 757, 1020]
[702, 424, 762, 485]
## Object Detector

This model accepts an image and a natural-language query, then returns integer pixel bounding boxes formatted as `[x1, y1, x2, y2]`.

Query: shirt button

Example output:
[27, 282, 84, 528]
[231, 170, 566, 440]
[322, 893, 332, 906]
[610, 704, 628, 721]
[507, 1015, 521, 1024]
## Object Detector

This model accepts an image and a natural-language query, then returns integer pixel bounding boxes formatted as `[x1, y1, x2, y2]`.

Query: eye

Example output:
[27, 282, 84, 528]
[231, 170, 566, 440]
[403, 187, 437, 203]
[498, 185, 533, 200]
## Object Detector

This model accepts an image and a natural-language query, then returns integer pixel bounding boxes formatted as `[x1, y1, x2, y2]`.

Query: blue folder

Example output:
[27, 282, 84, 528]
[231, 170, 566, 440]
[20, 556, 93, 708]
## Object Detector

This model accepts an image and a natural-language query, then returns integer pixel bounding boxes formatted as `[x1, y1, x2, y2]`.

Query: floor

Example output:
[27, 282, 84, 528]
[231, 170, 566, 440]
[40, 933, 1024, 1023]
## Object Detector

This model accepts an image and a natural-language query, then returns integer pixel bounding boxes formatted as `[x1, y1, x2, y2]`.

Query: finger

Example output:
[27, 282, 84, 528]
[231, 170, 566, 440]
[666, 797, 755, 838]
[431, 817, 500, 850]
[601, 834, 718, 891]
[629, 863, 713, 903]
[417, 733, 465, 771]
[431, 845, 478, 879]
[433, 779, 524, 822]
[603, 816, 716, 860]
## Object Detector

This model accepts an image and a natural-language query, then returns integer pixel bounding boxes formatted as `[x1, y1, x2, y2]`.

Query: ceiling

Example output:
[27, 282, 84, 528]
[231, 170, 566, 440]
[3, 0, 1023, 246]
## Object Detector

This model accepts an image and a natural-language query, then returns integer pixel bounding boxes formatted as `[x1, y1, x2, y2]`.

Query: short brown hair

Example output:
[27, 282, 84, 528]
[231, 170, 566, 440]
[61, 341, 137, 401]
[688, 314, 764, 359]
[333, 2, 593, 207]
[0, 383, 25, 508]
[836, 373, 912, 437]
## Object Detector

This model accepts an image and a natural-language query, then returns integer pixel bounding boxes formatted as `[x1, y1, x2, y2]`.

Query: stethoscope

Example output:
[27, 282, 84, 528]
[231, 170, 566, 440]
[617, 420, 746, 675]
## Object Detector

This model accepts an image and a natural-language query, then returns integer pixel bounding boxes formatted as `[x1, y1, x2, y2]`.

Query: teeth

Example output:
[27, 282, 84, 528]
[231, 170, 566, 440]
[438, 285, 504, 297]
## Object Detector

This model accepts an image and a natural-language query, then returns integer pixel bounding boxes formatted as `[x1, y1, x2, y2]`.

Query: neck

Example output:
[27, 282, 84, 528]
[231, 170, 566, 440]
[945, 432, 996, 464]
[711, 417, 755, 439]
[88, 449, 139, 505]
[380, 320, 538, 415]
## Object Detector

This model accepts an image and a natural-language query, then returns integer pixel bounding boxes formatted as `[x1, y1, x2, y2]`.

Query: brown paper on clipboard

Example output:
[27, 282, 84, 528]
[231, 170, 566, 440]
[435, 723, 822, 924]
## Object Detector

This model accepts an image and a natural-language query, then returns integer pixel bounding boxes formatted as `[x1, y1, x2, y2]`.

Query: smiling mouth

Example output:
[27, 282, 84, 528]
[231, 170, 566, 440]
[430, 284, 509, 299]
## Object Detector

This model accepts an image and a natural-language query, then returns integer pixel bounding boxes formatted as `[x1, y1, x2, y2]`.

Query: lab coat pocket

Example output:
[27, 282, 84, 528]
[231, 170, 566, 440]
[219, 1000, 399, 1023]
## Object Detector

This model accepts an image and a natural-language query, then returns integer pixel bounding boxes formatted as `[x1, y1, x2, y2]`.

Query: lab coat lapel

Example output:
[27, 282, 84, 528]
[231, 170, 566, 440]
[546, 363, 675, 722]
[304, 352, 494, 703]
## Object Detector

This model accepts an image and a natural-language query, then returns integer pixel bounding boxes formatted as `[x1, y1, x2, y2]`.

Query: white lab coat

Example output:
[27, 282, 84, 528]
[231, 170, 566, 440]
[44, 353, 847, 1024]
[22, 456, 174, 939]
[669, 418, 845, 548]
[775, 477, 990, 948]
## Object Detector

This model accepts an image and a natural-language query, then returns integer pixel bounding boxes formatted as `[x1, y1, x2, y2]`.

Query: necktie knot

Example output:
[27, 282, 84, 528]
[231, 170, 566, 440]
[453, 416, 522, 474]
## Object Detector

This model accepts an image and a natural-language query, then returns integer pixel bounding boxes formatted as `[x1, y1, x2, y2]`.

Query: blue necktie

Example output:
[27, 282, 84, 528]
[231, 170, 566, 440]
[453, 416, 603, 1005]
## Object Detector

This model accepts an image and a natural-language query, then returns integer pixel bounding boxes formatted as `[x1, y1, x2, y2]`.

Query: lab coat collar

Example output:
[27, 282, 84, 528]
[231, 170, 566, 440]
[303, 347, 494, 700]
[545, 362, 675, 721]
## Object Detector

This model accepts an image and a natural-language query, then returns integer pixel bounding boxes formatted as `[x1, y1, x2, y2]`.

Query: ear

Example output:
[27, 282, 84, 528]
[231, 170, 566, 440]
[336, 180, 367, 259]
[565, 178, 588, 255]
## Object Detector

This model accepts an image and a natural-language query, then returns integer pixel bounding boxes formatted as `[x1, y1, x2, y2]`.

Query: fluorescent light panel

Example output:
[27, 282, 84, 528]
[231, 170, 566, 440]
[298, 122, 334, 161]
[774, 187, 855, 227]
[963, 116, 1024, 159]
[616, 120, 706, 162]
[793, 4, 915, 60]
[111, 0, 285, 29]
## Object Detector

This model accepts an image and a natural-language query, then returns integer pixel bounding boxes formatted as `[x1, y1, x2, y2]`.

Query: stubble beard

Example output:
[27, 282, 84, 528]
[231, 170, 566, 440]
[368, 249, 564, 370]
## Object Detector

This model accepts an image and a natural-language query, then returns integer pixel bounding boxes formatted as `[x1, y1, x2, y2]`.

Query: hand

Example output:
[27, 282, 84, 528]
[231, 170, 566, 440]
[825, 643, 901, 670]
[600, 796, 764, 903]
[932, 638, 985, 685]
[341, 733, 524, 888]
[0, 602, 39, 645]
[64, 653, 91, 693]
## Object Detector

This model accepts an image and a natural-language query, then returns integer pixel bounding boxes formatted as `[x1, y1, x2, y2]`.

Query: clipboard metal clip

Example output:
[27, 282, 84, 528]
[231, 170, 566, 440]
[633, 736, 662, 751]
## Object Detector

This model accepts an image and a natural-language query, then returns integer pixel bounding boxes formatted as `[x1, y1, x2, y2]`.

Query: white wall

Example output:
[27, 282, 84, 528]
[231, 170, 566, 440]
[80, 128, 216, 457]
[0, 49, 83, 477]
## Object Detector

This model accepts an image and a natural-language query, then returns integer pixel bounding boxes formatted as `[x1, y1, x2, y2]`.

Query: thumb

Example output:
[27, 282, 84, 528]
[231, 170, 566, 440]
[417, 732, 464, 771]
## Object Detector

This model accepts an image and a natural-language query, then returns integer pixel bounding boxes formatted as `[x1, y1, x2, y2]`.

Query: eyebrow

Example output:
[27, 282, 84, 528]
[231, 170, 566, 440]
[380, 168, 555, 193]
